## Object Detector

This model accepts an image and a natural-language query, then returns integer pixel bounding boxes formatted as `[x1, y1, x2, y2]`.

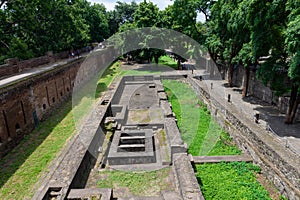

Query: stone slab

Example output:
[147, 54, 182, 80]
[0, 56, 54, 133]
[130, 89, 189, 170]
[192, 154, 253, 164]
[67, 188, 112, 200]
[173, 153, 205, 200]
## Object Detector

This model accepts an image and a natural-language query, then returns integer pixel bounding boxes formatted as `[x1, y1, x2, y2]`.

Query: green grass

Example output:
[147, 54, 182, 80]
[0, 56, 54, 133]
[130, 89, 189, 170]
[96, 62, 122, 97]
[0, 62, 122, 199]
[97, 167, 172, 196]
[162, 80, 241, 156]
[158, 55, 177, 69]
[196, 162, 271, 200]
[120, 69, 161, 76]
[0, 101, 75, 199]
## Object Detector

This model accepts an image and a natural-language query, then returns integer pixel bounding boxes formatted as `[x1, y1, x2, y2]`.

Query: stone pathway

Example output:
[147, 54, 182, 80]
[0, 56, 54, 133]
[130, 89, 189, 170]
[191, 154, 253, 164]
[0, 53, 90, 88]
[191, 69, 300, 155]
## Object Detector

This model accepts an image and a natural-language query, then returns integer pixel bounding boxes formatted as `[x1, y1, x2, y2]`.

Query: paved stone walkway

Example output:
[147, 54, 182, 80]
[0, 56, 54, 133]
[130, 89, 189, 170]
[191, 69, 300, 155]
[0, 53, 90, 88]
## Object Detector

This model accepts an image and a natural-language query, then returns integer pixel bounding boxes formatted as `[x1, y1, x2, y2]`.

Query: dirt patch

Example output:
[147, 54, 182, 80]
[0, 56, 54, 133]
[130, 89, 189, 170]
[128, 109, 151, 123]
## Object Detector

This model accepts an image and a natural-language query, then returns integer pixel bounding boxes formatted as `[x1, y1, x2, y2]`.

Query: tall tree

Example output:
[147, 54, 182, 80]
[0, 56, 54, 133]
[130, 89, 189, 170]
[231, 0, 254, 96]
[284, 0, 300, 124]
[108, 1, 138, 35]
[133, 0, 159, 28]
[86, 3, 109, 42]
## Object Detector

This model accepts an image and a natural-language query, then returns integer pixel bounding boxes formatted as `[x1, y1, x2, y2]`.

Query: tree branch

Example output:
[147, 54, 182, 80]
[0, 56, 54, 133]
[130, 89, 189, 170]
[0, 40, 9, 50]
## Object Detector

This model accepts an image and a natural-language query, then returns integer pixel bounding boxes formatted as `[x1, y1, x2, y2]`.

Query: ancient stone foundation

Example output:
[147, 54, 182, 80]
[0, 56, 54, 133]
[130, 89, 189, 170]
[33, 75, 204, 200]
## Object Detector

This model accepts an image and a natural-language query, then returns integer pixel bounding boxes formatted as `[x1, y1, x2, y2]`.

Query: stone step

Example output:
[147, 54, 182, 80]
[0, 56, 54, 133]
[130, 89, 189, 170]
[119, 144, 145, 148]
[120, 136, 146, 140]
[67, 188, 112, 200]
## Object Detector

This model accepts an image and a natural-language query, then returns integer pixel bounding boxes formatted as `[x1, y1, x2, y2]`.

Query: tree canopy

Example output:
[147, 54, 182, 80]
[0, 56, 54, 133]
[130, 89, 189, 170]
[0, 0, 109, 63]
[0, 0, 299, 123]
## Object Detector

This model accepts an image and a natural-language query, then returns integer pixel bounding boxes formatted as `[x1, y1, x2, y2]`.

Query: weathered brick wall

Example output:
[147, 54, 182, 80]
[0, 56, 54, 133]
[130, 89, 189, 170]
[0, 46, 116, 158]
[0, 47, 91, 79]
[0, 59, 83, 157]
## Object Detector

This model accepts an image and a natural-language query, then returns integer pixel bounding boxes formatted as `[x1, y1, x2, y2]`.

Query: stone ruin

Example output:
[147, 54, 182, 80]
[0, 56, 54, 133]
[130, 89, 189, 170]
[33, 75, 203, 200]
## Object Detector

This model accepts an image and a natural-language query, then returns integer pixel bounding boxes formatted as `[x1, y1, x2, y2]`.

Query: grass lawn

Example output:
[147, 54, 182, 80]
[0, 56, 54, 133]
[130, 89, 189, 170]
[0, 101, 75, 199]
[97, 167, 173, 197]
[0, 62, 122, 199]
[162, 80, 241, 156]
[195, 162, 271, 200]
[158, 55, 177, 69]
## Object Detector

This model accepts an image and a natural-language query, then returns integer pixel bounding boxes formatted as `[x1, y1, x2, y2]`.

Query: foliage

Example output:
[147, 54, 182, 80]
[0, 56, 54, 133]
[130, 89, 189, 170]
[86, 3, 110, 42]
[171, 0, 198, 40]
[196, 162, 271, 200]
[133, 0, 159, 28]
[158, 55, 177, 69]
[285, 0, 300, 84]
[97, 167, 172, 196]
[0, 101, 75, 199]
[163, 80, 241, 156]
[0, 0, 110, 63]
[107, 1, 138, 35]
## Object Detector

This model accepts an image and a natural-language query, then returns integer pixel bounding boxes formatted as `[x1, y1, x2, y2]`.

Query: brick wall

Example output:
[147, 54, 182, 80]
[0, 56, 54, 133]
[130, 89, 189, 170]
[0, 46, 116, 158]
[0, 47, 91, 79]
[0, 59, 82, 157]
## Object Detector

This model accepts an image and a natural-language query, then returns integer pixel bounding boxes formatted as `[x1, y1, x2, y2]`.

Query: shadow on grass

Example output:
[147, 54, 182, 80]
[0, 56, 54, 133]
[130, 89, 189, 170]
[0, 99, 72, 189]
[95, 65, 120, 98]
[95, 82, 109, 97]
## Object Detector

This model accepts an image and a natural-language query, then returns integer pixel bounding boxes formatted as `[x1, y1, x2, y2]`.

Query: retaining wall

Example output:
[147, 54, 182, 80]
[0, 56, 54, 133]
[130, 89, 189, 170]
[0, 47, 116, 158]
[0, 58, 83, 157]
[188, 76, 300, 200]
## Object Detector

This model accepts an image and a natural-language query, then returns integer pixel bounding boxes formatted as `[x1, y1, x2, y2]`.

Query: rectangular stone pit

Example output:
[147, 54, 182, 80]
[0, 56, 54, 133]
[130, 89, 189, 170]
[107, 129, 156, 165]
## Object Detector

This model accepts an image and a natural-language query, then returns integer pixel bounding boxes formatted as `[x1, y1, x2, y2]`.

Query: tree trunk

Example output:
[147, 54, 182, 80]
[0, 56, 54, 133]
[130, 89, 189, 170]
[209, 59, 215, 78]
[228, 63, 234, 87]
[177, 59, 181, 70]
[285, 84, 299, 124]
[242, 66, 250, 97]
[154, 55, 159, 64]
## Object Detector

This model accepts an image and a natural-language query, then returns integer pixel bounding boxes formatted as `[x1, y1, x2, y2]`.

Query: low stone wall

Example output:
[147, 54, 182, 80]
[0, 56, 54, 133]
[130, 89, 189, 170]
[173, 153, 205, 200]
[0, 52, 64, 78]
[188, 76, 300, 200]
